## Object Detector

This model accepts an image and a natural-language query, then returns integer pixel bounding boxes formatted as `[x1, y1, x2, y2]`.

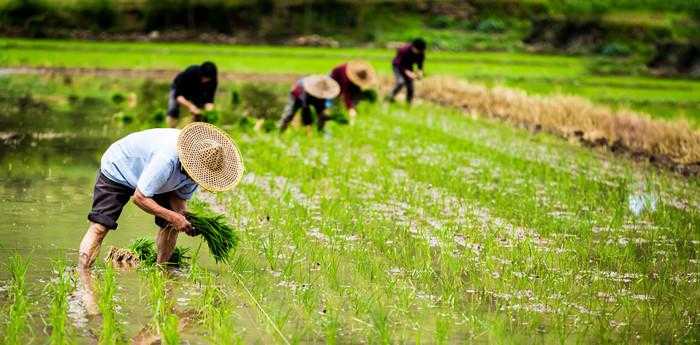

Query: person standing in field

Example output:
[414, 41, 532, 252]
[279, 75, 341, 134]
[329, 60, 377, 125]
[167, 61, 218, 128]
[78, 122, 244, 270]
[388, 38, 426, 105]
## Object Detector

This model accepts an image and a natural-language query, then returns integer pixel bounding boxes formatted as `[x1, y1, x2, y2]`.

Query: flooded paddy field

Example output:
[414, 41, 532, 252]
[3, 38, 700, 127]
[0, 73, 698, 343]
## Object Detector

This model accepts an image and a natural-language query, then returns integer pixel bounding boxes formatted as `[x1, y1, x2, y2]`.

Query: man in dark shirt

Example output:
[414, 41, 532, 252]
[167, 61, 218, 127]
[388, 38, 426, 105]
[279, 75, 340, 134]
[329, 60, 376, 125]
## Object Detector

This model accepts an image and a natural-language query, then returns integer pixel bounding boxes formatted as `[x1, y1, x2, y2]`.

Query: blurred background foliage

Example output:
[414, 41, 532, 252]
[0, 0, 698, 77]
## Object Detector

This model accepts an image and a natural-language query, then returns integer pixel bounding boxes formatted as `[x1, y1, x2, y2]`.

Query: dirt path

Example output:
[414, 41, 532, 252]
[0, 66, 301, 84]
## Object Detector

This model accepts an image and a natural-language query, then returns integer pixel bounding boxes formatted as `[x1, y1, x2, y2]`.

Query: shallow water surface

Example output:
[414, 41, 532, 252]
[0, 128, 216, 343]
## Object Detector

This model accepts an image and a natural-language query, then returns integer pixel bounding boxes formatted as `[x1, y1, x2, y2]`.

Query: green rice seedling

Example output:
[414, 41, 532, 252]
[48, 260, 74, 345]
[128, 237, 190, 267]
[435, 314, 450, 344]
[3, 255, 30, 345]
[192, 271, 241, 342]
[201, 110, 220, 124]
[146, 269, 169, 326]
[369, 307, 391, 344]
[129, 237, 157, 264]
[145, 268, 180, 344]
[160, 314, 180, 345]
[96, 264, 124, 345]
[186, 201, 239, 263]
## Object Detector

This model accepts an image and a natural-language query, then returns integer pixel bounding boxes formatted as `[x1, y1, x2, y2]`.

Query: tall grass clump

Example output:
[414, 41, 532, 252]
[96, 264, 123, 345]
[48, 260, 73, 345]
[187, 200, 239, 263]
[3, 255, 30, 345]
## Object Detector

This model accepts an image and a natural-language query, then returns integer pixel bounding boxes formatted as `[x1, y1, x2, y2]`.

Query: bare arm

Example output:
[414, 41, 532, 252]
[169, 193, 187, 216]
[132, 189, 191, 232]
[204, 103, 215, 111]
[176, 96, 201, 114]
[404, 70, 417, 80]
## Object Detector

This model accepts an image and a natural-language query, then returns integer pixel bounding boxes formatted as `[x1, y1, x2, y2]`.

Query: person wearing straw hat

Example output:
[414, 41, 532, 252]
[279, 75, 341, 134]
[329, 60, 377, 125]
[77, 123, 244, 269]
[388, 38, 426, 105]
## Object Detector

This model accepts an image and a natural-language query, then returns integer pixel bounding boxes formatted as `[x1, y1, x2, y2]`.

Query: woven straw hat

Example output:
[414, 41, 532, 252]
[345, 60, 377, 90]
[177, 123, 244, 192]
[302, 75, 340, 99]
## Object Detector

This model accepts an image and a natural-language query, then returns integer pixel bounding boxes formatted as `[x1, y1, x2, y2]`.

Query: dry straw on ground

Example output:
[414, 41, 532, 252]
[398, 76, 700, 173]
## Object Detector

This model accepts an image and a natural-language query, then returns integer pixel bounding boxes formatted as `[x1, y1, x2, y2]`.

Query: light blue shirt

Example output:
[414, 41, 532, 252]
[100, 128, 198, 200]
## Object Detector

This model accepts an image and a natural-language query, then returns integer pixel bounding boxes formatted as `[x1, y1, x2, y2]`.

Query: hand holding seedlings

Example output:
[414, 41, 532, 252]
[169, 212, 193, 234]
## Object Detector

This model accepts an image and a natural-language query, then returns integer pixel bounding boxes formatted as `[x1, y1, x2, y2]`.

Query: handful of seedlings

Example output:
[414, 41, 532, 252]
[186, 201, 239, 263]
[105, 238, 190, 267]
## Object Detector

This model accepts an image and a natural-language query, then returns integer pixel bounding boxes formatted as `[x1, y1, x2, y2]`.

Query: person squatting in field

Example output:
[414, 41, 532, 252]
[329, 60, 377, 125]
[279, 75, 341, 134]
[167, 61, 218, 128]
[388, 38, 427, 105]
[78, 122, 243, 271]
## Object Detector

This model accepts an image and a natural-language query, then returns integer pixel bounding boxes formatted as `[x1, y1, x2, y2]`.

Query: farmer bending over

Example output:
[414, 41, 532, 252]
[388, 38, 426, 105]
[167, 61, 218, 128]
[329, 60, 377, 125]
[279, 75, 340, 134]
[78, 123, 243, 269]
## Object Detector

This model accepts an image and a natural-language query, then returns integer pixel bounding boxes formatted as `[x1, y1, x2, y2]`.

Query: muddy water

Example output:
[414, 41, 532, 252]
[0, 129, 215, 342]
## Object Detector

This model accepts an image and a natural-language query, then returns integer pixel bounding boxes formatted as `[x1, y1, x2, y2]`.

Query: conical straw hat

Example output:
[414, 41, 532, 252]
[345, 60, 377, 90]
[177, 123, 244, 192]
[302, 75, 340, 99]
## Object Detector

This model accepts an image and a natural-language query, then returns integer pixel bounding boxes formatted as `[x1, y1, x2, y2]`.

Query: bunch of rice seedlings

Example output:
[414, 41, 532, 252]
[48, 260, 73, 345]
[3, 255, 30, 345]
[186, 204, 239, 263]
[129, 238, 157, 264]
[128, 237, 191, 267]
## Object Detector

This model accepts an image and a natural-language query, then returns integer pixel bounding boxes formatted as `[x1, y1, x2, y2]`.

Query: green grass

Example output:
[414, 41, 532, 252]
[48, 260, 73, 345]
[1, 38, 699, 126]
[2, 255, 30, 345]
[145, 268, 180, 345]
[96, 264, 124, 345]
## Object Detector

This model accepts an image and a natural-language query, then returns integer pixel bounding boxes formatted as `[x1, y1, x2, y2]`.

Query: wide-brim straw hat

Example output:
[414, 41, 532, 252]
[177, 122, 244, 192]
[345, 60, 377, 90]
[302, 75, 340, 99]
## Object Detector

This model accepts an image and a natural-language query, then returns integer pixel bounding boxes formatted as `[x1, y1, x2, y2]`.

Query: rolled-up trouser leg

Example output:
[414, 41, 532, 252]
[279, 96, 302, 132]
